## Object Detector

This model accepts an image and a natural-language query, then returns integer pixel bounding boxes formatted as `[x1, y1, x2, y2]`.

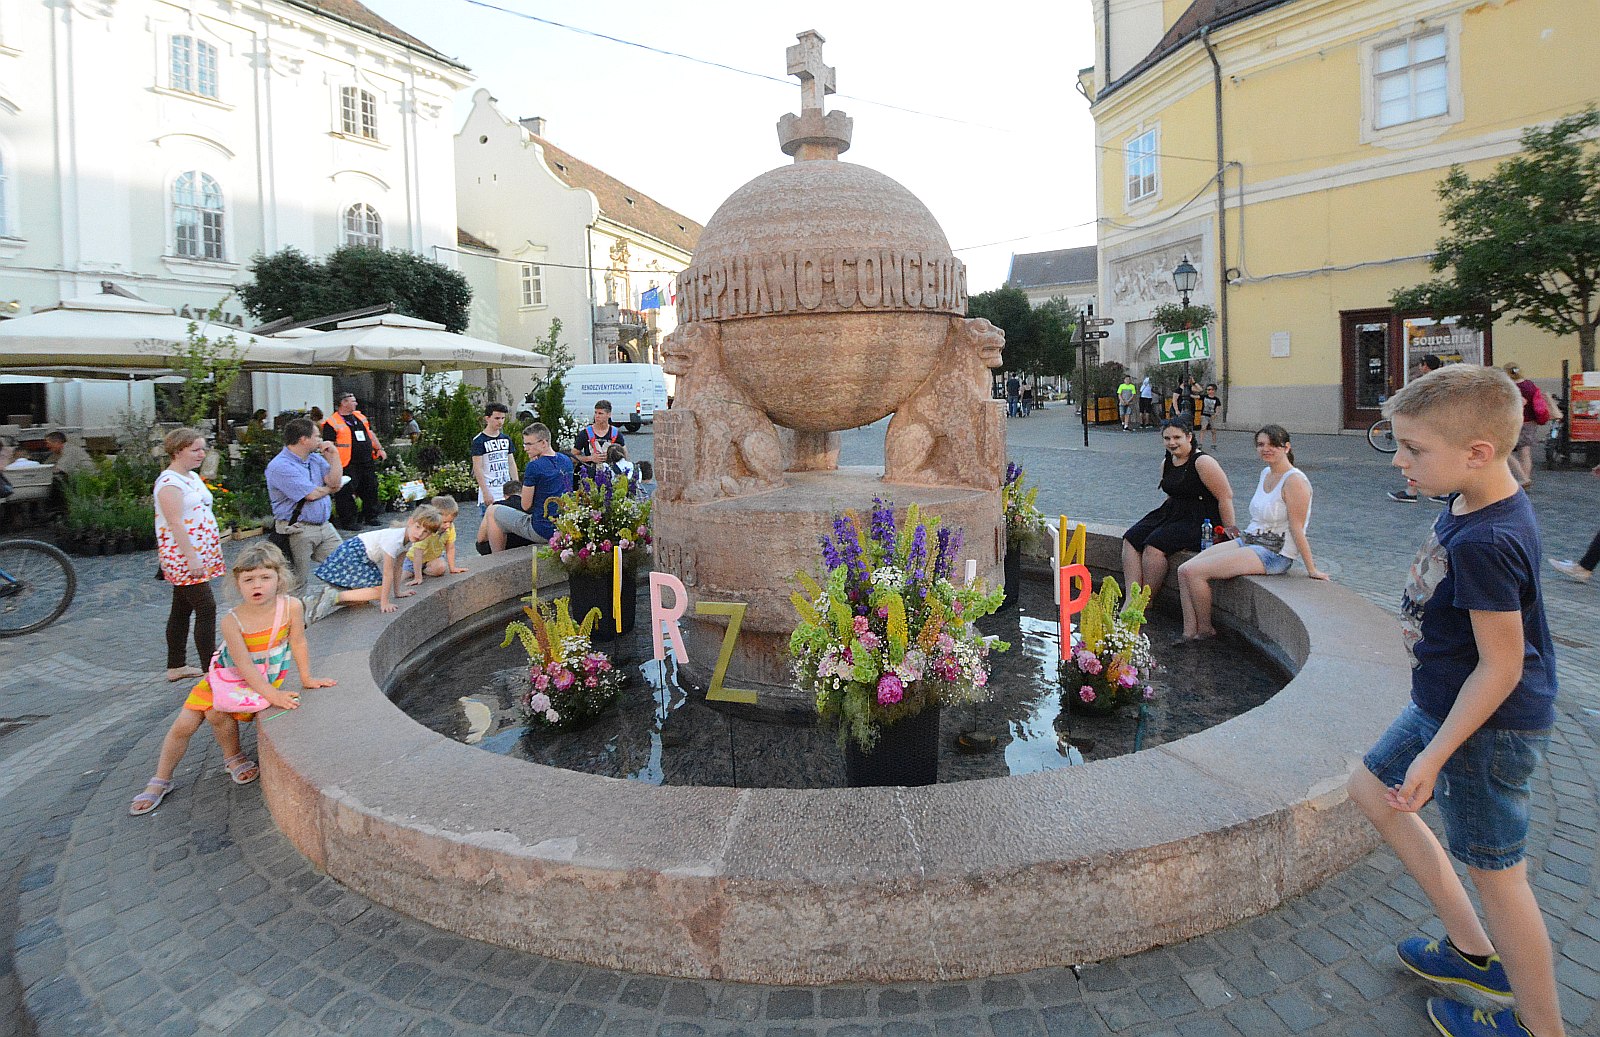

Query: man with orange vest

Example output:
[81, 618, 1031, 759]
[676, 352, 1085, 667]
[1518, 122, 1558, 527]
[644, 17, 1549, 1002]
[321, 390, 388, 530]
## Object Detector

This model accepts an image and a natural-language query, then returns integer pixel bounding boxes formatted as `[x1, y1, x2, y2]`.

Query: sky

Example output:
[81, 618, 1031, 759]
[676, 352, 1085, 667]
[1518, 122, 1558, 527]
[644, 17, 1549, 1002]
[361, 0, 1102, 292]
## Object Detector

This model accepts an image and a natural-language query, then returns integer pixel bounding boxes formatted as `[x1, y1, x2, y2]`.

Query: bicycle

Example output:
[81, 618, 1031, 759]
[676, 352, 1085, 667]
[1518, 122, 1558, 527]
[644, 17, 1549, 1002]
[1367, 417, 1397, 453]
[0, 538, 77, 636]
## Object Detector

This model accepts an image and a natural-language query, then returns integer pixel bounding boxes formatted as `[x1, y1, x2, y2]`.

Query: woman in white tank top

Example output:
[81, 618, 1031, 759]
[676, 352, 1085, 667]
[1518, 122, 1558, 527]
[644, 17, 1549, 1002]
[1175, 425, 1329, 641]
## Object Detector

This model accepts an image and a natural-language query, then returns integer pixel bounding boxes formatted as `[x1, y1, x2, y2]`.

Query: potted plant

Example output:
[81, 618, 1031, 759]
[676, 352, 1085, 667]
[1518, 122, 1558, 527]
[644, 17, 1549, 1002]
[1000, 462, 1047, 612]
[502, 597, 624, 731]
[1059, 577, 1157, 716]
[423, 460, 478, 502]
[790, 500, 1007, 787]
[546, 467, 652, 643]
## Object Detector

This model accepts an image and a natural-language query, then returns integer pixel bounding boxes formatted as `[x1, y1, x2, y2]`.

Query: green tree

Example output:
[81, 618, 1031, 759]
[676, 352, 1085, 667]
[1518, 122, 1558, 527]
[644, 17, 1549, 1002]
[1035, 297, 1078, 378]
[238, 245, 472, 332]
[438, 382, 483, 464]
[968, 287, 1040, 378]
[174, 304, 245, 436]
[1391, 107, 1600, 370]
[529, 318, 579, 447]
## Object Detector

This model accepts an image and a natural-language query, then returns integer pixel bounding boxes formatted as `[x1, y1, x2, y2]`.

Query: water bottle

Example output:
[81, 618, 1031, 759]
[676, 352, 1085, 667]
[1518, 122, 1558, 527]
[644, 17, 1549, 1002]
[1200, 519, 1213, 552]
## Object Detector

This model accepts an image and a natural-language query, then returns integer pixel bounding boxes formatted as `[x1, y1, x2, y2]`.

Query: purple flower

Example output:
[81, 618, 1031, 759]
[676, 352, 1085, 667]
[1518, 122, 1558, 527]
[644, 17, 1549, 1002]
[831, 513, 866, 582]
[870, 497, 897, 554]
[876, 672, 905, 706]
[1005, 462, 1022, 486]
[819, 534, 842, 571]
[932, 526, 953, 580]
[1142, 686, 1155, 701]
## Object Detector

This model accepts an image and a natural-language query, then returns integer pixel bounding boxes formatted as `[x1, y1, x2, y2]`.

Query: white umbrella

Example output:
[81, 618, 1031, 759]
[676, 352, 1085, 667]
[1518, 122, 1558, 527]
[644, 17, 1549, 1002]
[0, 295, 319, 372]
[304, 312, 549, 373]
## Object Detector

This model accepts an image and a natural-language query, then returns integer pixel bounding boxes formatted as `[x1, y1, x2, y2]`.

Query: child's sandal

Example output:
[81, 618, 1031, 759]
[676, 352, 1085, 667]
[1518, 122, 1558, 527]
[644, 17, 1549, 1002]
[129, 777, 174, 816]
[223, 753, 259, 785]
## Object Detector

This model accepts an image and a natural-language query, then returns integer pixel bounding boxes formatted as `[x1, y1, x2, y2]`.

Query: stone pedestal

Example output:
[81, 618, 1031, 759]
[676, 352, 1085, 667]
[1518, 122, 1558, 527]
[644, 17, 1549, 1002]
[653, 467, 1004, 709]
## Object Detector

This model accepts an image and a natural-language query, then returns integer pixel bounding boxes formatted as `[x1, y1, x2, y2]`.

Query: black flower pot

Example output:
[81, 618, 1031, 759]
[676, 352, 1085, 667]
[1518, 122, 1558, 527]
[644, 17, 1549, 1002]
[1000, 544, 1022, 613]
[568, 567, 637, 643]
[844, 705, 941, 787]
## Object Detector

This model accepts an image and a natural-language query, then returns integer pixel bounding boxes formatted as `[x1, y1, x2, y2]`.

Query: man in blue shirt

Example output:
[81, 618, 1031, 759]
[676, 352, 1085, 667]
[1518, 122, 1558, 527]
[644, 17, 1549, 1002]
[266, 417, 345, 588]
[488, 423, 573, 553]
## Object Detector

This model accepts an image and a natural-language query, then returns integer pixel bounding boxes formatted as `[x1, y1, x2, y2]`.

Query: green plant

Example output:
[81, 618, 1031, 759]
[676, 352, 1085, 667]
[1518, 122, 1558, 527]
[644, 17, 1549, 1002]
[424, 460, 477, 498]
[1072, 360, 1127, 404]
[1059, 578, 1156, 714]
[530, 318, 581, 448]
[1151, 302, 1217, 335]
[174, 300, 246, 434]
[1002, 463, 1046, 548]
[501, 598, 622, 731]
[790, 501, 1008, 752]
[437, 382, 483, 464]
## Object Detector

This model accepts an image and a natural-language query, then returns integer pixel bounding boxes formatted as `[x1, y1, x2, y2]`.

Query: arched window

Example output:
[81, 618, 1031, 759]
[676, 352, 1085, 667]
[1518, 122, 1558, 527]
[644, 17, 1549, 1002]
[344, 203, 383, 248]
[173, 172, 225, 260]
[170, 35, 219, 98]
[340, 87, 378, 139]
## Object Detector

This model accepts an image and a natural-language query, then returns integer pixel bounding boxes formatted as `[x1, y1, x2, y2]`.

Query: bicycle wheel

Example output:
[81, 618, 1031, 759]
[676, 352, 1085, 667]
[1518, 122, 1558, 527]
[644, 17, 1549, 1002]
[1367, 418, 1397, 453]
[0, 539, 77, 637]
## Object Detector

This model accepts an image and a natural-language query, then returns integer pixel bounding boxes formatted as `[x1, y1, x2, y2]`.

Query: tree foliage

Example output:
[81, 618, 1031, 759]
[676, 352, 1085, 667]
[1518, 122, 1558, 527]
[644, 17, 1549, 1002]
[529, 318, 580, 447]
[968, 287, 1075, 380]
[174, 305, 245, 435]
[1391, 107, 1600, 370]
[1151, 302, 1216, 335]
[238, 245, 472, 332]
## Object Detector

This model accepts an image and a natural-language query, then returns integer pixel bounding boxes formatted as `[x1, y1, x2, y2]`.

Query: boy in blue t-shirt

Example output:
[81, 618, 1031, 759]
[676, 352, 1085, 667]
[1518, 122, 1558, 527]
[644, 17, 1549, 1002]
[1350, 365, 1564, 1037]
[487, 422, 573, 553]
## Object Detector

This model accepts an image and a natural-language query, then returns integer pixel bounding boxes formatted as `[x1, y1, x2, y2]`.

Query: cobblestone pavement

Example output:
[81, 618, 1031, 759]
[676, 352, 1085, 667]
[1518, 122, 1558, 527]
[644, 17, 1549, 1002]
[4, 411, 1598, 1036]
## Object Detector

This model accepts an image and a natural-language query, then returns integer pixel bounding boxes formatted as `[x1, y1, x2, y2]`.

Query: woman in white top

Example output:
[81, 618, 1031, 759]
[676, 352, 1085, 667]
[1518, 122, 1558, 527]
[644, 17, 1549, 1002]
[154, 428, 226, 681]
[1175, 425, 1328, 641]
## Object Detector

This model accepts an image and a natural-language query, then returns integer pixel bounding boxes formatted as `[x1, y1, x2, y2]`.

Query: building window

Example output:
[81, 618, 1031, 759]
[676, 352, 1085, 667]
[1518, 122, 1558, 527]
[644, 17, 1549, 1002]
[344, 203, 382, 248]
[520, 263, 544, 307]
[1125, 128, 1158, 204]
[170, 35, 219, 99]
[1374, 30, 1448, 128]
[340, 87, 378, 139]
[173, 172, 225, 260]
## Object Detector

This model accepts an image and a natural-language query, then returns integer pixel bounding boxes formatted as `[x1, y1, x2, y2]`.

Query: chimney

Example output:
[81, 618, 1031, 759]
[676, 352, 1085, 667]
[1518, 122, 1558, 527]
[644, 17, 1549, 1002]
[519, 116, 546, 137]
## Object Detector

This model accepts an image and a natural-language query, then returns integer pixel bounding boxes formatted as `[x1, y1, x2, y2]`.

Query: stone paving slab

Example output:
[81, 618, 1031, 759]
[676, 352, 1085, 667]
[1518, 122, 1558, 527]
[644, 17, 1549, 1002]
[4, 412, 1599, 1034]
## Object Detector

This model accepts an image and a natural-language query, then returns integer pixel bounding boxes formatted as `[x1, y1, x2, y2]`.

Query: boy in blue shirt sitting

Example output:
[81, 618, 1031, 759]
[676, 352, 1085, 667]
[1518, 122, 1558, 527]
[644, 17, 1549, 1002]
[1349, 365, 1564, 1037]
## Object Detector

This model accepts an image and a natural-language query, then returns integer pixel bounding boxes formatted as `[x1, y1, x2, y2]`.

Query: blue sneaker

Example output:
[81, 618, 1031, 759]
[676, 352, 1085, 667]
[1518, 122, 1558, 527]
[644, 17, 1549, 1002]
[1399, 937, 1513, 1003]
[1426, 997, 1532, 1036]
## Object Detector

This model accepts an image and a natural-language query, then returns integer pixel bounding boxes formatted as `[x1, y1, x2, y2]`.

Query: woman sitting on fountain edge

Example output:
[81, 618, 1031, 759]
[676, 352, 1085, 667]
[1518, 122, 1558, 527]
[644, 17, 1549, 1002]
[1121, 418, 1236, 601]
[1175, 424, 1329, 642]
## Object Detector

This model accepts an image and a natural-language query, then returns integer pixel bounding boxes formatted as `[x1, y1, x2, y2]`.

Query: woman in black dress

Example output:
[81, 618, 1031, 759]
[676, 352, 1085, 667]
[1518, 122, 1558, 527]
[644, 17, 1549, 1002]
[1122, 419, 1236, 599]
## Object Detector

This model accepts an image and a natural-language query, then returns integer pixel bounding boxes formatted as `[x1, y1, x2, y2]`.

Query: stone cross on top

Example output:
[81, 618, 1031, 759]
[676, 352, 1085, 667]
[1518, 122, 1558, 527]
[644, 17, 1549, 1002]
[786, 30, 835, 113]
[777, 30, 852, 160]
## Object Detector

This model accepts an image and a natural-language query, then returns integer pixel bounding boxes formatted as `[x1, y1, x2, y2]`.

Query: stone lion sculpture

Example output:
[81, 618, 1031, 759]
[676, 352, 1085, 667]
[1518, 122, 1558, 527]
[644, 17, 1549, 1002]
[883, 316, 1006, 489]
[657, 322, 786, 503]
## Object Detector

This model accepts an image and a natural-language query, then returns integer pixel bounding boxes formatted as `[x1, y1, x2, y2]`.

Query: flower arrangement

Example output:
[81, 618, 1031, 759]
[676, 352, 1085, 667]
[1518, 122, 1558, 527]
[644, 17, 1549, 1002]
[547, 466, 652, 576]
[501, 596, 624, 731]
[1002, 462, 1047, 549]
[1059, 577, 1157, 714]
[790, 499, 1008, 751]
[425, 460, 477, 499]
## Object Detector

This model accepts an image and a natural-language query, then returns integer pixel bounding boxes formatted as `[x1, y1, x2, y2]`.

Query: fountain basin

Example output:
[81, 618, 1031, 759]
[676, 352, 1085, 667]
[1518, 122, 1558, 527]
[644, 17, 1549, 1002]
[260, 526, 1405, 983]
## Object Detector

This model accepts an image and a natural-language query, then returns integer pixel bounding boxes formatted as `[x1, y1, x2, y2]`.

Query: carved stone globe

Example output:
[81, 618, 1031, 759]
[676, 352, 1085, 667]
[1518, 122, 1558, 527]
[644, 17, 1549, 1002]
[674, 159, 969, 434]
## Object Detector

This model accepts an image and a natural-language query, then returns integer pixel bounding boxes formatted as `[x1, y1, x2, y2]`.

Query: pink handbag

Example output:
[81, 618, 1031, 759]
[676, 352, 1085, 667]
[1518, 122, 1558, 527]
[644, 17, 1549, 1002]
[207, 597, 286, 714]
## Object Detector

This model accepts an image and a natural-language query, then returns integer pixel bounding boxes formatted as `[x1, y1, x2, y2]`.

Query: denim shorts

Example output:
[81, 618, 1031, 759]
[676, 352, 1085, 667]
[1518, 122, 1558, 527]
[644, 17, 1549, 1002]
[1244, 544, 1294, 575]
[1363, 703, 1550, 871]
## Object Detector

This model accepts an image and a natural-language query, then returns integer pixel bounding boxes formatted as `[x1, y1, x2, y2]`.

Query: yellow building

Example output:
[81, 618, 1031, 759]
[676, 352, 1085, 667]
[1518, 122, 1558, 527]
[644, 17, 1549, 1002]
[1082, 0, 1593, 431]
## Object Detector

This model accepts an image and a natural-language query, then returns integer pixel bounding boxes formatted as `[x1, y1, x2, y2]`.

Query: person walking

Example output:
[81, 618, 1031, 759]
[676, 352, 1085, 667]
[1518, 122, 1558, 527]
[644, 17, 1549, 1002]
[1117, 376, 1138, 431]
[1138, 375, 1155, 428]
[265, 418, 344, 589]
[154, 428, 225, 683]
[1503, 362, 1558, 491]
[1389, 354, 1448, 503]
[1549, 462, 1600, 583]
[322, 390, 387, 529]
[1005, 373, 1021, 418]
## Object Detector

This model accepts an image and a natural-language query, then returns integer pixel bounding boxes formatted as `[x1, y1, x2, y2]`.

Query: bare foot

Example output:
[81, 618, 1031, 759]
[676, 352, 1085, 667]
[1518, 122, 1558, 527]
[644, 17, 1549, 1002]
[166, 666, 202, 682]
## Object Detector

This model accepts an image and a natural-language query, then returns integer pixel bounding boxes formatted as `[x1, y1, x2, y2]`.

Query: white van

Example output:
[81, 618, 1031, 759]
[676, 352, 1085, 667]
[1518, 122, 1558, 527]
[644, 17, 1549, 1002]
[562, 363, 670, 432]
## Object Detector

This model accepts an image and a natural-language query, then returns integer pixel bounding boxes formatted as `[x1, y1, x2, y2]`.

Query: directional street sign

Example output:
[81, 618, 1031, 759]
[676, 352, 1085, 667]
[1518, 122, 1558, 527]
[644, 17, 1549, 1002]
[1157, 328, 1212, 365]
[1085, 317, 1116, 327]
[1082, 330, 1110, 340]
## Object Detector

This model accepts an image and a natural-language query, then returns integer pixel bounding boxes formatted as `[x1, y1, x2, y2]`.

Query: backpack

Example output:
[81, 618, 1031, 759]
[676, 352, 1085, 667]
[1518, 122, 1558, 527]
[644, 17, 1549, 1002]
[1531, 385, 1551, 425]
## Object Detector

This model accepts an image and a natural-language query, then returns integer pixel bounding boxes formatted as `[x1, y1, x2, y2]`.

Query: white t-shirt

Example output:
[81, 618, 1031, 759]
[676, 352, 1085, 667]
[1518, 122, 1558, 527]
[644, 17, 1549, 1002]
[471, 431, 514, 505]
[357, 526, 409, 564]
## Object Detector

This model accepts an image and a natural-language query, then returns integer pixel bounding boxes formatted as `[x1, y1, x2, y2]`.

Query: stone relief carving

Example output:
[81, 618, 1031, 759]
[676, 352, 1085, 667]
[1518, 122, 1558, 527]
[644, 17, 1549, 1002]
[657, 322, 786, 503]
[882, 317, 1006, 490]
[1110, 238, 1203, 308]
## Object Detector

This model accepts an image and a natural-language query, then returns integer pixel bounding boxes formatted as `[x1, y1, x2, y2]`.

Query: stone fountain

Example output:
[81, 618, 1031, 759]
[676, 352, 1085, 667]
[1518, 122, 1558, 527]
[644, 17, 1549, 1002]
[654, 31, 1007, 701]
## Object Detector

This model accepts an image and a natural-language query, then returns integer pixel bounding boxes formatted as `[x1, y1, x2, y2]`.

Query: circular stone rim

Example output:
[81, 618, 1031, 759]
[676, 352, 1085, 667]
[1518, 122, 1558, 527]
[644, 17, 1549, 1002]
[259, 526, 1404, 984]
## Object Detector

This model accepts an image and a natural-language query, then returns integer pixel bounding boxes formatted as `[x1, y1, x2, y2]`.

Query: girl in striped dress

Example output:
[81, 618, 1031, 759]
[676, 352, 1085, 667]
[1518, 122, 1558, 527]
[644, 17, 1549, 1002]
[130, 543, 337, 816]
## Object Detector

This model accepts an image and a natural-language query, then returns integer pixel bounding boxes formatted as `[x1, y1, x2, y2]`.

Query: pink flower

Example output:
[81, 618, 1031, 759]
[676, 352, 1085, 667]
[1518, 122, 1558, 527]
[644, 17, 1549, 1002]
[577, 547, 590, 559]
[553, 669, 575, 690]
[877, 606, 889, 619]
[619, 539, 631, 551]
[1081, 655, 1103, 676]
[1142, 686, 1155, 701]
[591, 510, 603, 521]
[858, 632, 881, 650]
[974, 670, 988, 687]
[877, 672, 905, 706]
[1117, 669, 1138, 688]
[636, 527, 648, 538]
[602, 540, 612, 552]
[545, 662, 563, 677]
[528, 692, 551, 712]
[545, 708, 561, 723]
[560, 549, 574, 563]
[1079, 686, 1096, 703]
[853, 616, 870, 638]
[952, 600, 963, 615]
[532, 673, 550, 690]
[938, 633, 956, 653]
[585, 676, 598, 687]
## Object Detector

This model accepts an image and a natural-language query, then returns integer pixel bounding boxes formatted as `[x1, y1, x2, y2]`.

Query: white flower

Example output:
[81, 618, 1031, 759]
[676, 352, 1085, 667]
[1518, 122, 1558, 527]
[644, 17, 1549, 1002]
[870, 566, 906, 591]
[545, 709, 561, 723]
[529, 692, 551, 712]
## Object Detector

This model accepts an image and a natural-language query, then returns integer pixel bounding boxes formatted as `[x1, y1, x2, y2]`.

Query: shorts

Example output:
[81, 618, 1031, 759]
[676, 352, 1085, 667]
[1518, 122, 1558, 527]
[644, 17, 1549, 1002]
[313, 536, 385, 589]
[1244, 544, 1294, 574]
[1363, 703, 1550, 871]
[1515, 421, 1540, 450]
[492, 504, 551, 546]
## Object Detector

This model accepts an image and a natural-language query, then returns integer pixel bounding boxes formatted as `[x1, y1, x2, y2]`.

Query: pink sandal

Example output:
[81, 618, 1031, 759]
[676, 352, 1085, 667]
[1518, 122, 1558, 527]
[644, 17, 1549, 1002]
[129, 778, 174, 816]
[223, 753, 259, 785]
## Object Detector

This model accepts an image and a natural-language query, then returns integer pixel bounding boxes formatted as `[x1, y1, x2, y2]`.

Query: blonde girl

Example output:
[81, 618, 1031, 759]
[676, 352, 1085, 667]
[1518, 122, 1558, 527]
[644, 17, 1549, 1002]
[129, 543, 336, 816]
[305, 505, 443, 620]
[404, 497, 468, 587]
[155, 427, 226, 682]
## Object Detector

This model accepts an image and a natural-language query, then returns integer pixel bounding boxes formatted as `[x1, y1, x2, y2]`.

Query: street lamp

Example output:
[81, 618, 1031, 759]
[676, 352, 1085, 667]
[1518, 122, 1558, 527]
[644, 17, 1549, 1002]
[1172, 254, 1198, 307]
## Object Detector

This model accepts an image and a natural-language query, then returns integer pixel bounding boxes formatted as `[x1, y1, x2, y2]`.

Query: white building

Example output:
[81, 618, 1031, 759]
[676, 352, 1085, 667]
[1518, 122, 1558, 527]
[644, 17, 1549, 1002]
[0, 0, 472, 425]
[1007, 246, 1099, 313]
[454, 90, 701, 408]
